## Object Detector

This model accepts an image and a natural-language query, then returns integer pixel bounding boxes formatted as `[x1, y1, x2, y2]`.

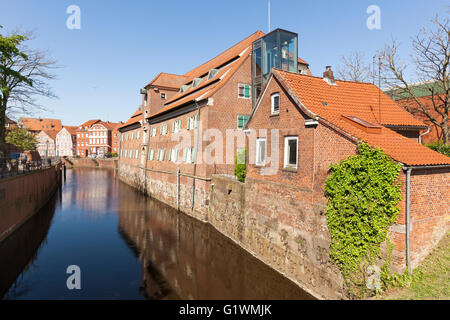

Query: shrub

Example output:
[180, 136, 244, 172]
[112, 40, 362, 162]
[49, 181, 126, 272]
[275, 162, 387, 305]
[424, 141, 450, 157]
[234, 148, 246, 182]
[324, 143, 402, 295]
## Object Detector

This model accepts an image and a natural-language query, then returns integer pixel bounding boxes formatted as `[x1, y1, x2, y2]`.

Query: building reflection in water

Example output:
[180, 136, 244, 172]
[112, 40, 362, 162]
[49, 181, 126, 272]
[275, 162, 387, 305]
[62, 168, 119, 217]
[118, 185, 314, 300]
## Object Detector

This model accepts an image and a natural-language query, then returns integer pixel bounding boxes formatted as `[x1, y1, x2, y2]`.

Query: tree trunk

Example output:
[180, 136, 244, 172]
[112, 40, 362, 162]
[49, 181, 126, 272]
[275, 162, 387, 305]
[0, 98, 6, 158]
[442, 125, 449, 144]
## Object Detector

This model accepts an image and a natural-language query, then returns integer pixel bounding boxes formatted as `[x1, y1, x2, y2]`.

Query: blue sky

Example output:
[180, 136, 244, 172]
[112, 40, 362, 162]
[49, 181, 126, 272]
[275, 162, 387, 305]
[0, 0, 448, 126]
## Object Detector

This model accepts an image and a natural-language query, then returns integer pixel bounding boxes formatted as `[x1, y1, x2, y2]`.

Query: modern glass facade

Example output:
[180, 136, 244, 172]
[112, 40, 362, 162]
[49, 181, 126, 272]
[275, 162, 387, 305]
[252, 29, 298, 107]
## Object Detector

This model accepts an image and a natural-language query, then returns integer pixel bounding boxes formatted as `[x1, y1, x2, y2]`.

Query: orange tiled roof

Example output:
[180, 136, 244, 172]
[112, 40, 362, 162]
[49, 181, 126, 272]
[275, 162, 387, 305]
[78, 119, 101, 130]
[20, 118, 62, 132]
[298, 57, 309, 65]
[148, 30, 266, 118]
[42, 129, 59, 140]
[272, 69, 450, 166]
[120, 108, 143, 129]
[62, 126, 78, 135]
[98, 121, 119, 131]
[145, 72, 187, 89]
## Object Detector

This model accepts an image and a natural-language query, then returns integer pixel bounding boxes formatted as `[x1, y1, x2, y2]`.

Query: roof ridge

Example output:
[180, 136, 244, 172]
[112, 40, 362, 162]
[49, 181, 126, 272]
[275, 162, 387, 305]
[182, 30, 265, 78]
[275, 68, 375, 85]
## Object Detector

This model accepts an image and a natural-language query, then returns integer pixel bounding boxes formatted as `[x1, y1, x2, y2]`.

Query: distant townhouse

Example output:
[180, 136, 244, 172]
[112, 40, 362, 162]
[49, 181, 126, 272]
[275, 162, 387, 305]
[76, 120, 101, 157]
[18, 117, 62, 134]
[87, 121, 118, 156]
[56, 126, 77, 157]
[119, 29, 311, 217]
[36, 130, 58, 158]
[111, 122, 123, 155]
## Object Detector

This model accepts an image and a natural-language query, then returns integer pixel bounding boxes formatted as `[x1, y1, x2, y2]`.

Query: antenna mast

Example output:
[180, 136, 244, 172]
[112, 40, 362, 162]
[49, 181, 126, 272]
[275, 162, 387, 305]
[378, 55, 381, 124]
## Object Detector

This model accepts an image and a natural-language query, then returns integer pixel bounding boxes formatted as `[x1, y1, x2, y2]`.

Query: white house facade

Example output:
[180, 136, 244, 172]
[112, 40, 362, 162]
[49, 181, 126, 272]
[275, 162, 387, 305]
[56, 127, 77, 157]
[36, 130, 57, 158]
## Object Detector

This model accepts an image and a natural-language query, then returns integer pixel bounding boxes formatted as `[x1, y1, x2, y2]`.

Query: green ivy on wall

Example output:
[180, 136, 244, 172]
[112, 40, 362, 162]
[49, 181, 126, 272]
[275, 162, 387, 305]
[324, 143, 402, 294]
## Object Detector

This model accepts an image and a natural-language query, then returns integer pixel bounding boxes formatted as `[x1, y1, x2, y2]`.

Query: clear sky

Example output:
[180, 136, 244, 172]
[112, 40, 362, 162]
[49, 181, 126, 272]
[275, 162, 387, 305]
[0, 0, 448, 126]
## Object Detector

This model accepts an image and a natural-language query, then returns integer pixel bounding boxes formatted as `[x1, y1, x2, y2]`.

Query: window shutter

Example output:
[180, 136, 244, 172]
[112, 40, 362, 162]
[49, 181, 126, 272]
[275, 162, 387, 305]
[244, 85, 250, 98]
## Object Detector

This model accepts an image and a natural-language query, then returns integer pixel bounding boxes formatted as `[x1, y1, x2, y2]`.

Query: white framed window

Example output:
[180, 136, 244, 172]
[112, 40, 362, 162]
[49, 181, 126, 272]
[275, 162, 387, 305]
[161, 92, 166, 100]
[172, 120, 182, 133]
[169, 148, 178, 162]
[160, 124, 168, 135]
[136, 130, 140, 140]
[183, 147, 195, 164]
[237, 115, 249, 129]
[187, 114, 199, 130]
[158, 149, 165, 161]
[271, 93, 280, 114]
[284, 136, 298, 169]
[255, 138, 266, 166]
[148, 149, 154, 160]
[135, 149, 139, 159]
[238, 83, 251, 99]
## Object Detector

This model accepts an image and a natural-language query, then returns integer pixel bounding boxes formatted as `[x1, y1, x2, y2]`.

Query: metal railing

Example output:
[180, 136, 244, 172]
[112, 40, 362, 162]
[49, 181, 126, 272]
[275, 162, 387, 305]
[0, 156, 61, 179]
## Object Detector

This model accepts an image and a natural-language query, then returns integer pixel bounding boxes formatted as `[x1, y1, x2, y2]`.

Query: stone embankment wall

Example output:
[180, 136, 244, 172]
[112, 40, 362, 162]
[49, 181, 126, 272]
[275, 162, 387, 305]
[0, 165, 61, 243]
[208, 175, 343, 300]
[62, 157, 118, 169]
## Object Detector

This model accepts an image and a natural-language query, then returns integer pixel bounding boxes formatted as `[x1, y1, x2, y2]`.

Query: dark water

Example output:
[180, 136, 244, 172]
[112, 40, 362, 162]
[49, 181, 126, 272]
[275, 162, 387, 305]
[0, 168, 313, 300]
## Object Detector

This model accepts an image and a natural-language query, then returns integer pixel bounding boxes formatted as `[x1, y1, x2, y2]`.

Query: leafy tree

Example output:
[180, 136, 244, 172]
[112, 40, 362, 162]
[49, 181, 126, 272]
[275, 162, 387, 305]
[424, 141, 450, 157]
[0, 27, 57, 157]
[5, 128, 37, 151]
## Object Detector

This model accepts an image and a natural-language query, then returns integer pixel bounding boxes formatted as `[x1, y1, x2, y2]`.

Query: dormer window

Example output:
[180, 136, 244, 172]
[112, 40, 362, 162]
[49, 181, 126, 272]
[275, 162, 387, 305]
[192, 78, 202, 88]
[271, 93, 280, 114]
[208, 69, 219, 80]
[180, 84, 190, 93]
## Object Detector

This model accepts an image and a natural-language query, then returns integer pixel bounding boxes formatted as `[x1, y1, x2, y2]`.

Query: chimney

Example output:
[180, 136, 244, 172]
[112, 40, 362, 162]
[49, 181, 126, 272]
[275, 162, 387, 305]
[323, 66, 334, 80]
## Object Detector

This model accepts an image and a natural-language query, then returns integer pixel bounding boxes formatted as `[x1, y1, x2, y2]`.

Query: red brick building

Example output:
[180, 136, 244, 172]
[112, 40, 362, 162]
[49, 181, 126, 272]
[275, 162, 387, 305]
[87, 121, 118, 156]
[119, 29, 311, 218]
[76, 119, 101, 157]
[111, 122, 123, 155]
[245, 67, 450, 278]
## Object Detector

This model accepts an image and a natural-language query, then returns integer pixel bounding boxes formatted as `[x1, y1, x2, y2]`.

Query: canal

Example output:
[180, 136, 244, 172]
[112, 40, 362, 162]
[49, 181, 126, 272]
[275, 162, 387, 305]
[0, 168, 313, 300]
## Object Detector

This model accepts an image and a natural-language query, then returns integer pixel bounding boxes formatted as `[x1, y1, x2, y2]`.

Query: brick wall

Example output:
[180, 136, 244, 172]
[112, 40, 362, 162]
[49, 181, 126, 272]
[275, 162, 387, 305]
[389, 168, 450, 271]
[0, 165, 61, 242]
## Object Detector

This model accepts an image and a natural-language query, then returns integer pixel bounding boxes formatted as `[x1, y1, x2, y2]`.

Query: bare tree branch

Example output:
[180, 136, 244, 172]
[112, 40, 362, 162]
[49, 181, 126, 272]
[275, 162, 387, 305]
[336, 51, 372, 83]
[381, 15, 450, 143]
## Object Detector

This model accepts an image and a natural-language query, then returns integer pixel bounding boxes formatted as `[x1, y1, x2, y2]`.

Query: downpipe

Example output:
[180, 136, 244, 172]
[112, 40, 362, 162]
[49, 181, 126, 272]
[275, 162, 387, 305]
[191, 102, 200, 209]
[418, 127, 430, 144]
[402, 163, 450, 273]
[404, 167, 412, 273]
